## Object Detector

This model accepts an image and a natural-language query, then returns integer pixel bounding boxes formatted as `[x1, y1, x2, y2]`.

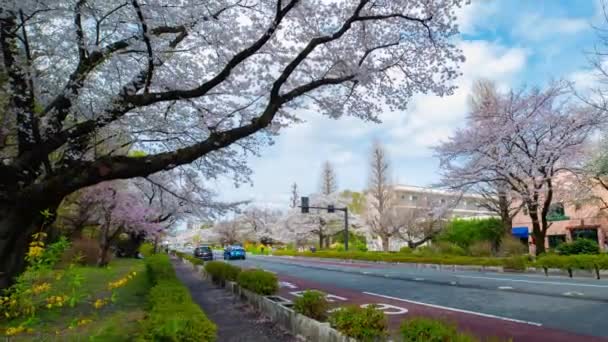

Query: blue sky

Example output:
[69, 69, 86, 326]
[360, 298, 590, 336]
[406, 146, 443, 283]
[213, 0, 603, 209]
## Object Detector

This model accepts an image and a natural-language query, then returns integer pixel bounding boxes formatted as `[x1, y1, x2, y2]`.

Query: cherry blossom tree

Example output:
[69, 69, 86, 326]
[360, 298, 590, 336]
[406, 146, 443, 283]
[239, 206, 283, 243]
[79, 181, 161, 266]
[0, 0, 465, 286]
[436, 82, 602, 254]
[394, 196, 454, 248]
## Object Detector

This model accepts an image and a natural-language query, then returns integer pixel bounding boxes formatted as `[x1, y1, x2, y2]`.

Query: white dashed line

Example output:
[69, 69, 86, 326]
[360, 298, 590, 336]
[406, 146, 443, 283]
[498, 286, 514, 290]
[563, 291, 584, 296]
[363, 292, 542, 326]
[456, 275, 608, 288]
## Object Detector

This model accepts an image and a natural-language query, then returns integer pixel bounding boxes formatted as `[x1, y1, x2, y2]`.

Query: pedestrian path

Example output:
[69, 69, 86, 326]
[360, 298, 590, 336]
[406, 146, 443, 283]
[171, 260, 296, 342]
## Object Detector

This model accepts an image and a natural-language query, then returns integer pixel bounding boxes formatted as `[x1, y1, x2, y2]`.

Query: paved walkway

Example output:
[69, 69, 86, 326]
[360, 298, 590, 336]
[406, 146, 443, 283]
[172, 260, 297, 342]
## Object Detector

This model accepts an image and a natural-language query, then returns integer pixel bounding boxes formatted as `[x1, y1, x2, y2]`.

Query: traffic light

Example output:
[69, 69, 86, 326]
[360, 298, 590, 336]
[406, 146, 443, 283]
[301, 196, 309, 213]
[328, 204, 335, 213]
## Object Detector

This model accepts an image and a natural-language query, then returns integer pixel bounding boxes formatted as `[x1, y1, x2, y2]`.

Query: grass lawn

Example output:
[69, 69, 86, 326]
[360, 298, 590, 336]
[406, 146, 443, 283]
[1, 258, 150, 341]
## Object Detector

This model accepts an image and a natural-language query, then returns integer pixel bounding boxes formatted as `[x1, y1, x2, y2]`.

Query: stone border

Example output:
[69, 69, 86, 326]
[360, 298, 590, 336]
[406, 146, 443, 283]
[179, 258, 356, 342]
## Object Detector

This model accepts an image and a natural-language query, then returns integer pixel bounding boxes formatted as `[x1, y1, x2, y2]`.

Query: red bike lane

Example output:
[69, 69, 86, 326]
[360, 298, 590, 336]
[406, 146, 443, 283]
[275, 273, 606, 342]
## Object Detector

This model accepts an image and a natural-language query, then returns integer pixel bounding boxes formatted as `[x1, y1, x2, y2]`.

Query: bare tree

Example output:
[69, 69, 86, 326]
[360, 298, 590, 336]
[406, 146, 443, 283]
[290, 182, 299, 208]
[320, 161, 338, 195]
[364, 141, 399, 251]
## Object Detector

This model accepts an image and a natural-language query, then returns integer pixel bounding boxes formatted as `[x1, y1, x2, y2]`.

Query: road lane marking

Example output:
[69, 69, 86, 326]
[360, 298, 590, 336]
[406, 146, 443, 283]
[414, 278, 425, 281]
[279, 281, 297, 289]
[361, 303, 408, 315]
[498, 286, 513, 290]
[563, 291, 584, 296]
[456, 275, 608, 288]
[363, 292, 542, 326]
[289, 291, 348, 302]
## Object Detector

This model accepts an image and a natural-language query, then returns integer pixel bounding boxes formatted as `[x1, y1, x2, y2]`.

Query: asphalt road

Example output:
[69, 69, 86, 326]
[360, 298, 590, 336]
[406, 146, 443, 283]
[222, 254, 608, 341]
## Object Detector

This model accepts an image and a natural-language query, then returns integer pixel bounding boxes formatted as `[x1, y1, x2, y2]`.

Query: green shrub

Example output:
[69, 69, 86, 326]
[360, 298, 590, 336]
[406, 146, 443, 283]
[204, 261, 241, 284]
[145, 254, 177, 284]
[237, 269, 278, 295]
[329, 305, 387, 341]
[468, 241, 493, 257]
[139, 242, 155, 257]
[498, 235, 527, 256]
[293, 290, 329, 321]
[438, 218, 504, 249]
[142, 254, 217, 341]
[556, 239, 599, 255]
[502, 256, 527, 271]
[399, 246, 413, 254]
[400, 317, 477, 342]
[433, 241, 467, 256]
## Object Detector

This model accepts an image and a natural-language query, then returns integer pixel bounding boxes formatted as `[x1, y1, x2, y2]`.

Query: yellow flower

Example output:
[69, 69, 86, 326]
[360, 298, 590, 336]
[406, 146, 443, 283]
[27, 246, 44, 258]
[5, 326, 25, 336]
[93, 298, 107, 309]
[32, 282, 51, 295]
[77, 319, 92, 326]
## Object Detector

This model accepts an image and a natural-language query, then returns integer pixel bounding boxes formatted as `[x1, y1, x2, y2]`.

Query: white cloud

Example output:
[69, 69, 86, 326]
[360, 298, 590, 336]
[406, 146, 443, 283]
[513, 14, 589, 42]
[215, 39, 528, 208]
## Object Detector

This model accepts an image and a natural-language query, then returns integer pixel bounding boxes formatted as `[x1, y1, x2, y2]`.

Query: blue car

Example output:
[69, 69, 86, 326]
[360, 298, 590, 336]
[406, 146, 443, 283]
[224, 246, 246, 260]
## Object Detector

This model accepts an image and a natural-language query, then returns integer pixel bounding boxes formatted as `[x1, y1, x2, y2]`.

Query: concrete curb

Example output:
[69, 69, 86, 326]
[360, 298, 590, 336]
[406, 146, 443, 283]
[183, 260, 356, 342]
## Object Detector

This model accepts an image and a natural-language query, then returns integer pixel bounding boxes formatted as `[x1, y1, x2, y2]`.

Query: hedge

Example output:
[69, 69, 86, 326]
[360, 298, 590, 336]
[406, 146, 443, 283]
[204, 261, 242, 284]
[275, 250, 608, 278]
[293, 290, 329, 321]
[140, 254, 217, 341]
[237, 269, 278, 295]
[535, 254, 608, 279]
[273, 250, 505, 267]
[329, 305, 388, 341]
[400, 317, 477, 342]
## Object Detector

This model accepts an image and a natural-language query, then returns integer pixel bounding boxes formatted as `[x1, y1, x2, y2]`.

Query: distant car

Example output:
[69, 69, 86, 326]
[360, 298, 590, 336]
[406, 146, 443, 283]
[224, 246, 246, 260]
[194, 246, 214, 261]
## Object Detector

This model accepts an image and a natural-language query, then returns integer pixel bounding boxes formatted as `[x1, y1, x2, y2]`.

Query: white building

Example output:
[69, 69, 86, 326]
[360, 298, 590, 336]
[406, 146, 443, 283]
[365, 185, 496, 251]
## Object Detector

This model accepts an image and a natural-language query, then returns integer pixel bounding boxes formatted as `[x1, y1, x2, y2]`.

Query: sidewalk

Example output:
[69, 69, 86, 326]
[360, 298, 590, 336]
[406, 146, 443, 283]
[172, 260, 297, 342]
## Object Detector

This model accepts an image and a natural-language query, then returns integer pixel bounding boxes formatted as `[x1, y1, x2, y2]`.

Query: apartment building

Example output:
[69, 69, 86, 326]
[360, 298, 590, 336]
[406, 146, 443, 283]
[365, 185, 495, 251]
[392, 185, 495, 218]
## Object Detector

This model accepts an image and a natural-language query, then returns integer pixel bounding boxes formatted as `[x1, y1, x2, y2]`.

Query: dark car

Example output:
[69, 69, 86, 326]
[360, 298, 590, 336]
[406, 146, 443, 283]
[223, 246, 246, 260]
[194, 246, 214, 261]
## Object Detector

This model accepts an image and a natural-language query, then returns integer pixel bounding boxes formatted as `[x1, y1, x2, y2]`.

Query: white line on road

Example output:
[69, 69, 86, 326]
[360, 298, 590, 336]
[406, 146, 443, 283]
[456, 275, 608, 288]
[498, 286, 514, 290]
[363, 292, 543, 326]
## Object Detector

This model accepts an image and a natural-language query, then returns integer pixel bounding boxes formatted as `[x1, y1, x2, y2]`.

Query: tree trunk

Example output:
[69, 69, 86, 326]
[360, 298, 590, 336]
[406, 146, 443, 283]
[318, 234, 324, 249]
[0, 204, 43, 289]
[97, 225, 110, 267]
[529, 209, 546, 255]
[381, 236, 390, 252]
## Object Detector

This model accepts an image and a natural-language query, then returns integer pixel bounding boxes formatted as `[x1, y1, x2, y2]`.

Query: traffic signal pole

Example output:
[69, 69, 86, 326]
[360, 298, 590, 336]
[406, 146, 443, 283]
[300, 196, 349, 251]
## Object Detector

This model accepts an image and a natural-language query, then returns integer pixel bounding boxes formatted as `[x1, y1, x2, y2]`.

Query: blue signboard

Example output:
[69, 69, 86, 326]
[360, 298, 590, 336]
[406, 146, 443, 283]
[512, 227, 529, 238]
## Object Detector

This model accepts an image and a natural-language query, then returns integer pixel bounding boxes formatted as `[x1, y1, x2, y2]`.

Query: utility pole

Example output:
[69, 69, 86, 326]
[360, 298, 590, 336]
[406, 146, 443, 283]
[300, 196, 349, 251]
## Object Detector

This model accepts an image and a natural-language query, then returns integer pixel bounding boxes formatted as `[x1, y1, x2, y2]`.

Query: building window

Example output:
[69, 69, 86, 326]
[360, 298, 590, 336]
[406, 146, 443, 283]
[572, 228, 598, 243]
[548, 235, 566, 249]
[401, 194, 405, 200]
[546, 203, 568, 221]
[440, 199, 446, 204]
[410, 195, 418, 201]
[523, 207, 528, 215]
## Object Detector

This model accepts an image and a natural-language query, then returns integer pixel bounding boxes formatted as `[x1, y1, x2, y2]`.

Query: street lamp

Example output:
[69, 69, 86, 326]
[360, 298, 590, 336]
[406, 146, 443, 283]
[300, 196, 349, 251]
